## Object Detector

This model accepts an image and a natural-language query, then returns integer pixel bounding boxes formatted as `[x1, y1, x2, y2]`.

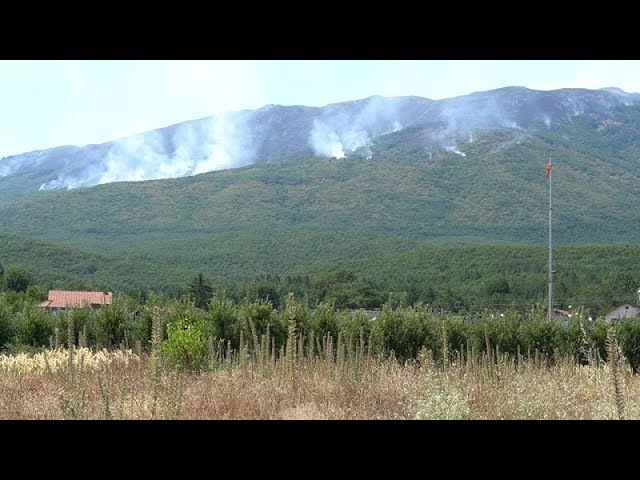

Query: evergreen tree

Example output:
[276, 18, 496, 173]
[188, 273, 213, 309]
[5, 267, 32, 293]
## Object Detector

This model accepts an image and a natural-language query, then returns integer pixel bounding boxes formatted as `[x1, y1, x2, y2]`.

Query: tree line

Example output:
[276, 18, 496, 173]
[2, 275, 640, 372]
[3, 254, 640, 319]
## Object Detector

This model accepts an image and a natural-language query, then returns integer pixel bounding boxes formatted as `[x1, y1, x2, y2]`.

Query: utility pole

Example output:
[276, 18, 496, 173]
[546, 157, 553, 320]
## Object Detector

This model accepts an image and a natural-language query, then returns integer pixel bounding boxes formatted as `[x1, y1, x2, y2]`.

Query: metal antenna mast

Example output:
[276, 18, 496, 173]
[547, 157, 553, 320]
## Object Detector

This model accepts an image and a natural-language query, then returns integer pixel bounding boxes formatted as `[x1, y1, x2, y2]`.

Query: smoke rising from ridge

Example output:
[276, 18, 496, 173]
[1, 148, 76, 179]
[436, 92, 522, 145]
[309, 96, 404, 159]
[307, 91, 535, 162]
[4, 86, 638, 194]
[38, 112, 256, 191]
[445, 145, 466, 157]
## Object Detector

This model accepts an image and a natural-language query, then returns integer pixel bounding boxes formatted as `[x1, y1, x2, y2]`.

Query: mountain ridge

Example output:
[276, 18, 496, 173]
[2, 86, 639, 198]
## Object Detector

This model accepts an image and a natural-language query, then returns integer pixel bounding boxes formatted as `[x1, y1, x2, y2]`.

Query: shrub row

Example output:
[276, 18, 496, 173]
[2, 291, 639, 370]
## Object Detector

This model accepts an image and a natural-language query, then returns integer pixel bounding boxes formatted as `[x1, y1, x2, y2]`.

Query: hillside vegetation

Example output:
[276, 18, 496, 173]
[2, 90, 640, 314]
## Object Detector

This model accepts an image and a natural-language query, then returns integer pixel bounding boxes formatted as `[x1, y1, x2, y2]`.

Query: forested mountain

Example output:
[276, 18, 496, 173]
[2, 86, 639, 197]
[2, 86, 640, 311]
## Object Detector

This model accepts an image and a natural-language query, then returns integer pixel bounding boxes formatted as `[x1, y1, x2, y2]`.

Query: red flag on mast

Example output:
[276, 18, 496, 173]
[544, 158, 552, 180]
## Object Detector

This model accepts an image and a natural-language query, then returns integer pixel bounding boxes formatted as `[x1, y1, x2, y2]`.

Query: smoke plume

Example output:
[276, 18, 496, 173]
[309, 96, 404, 159]
[38, 112, 256, 191]
[445, 145, 466, 157]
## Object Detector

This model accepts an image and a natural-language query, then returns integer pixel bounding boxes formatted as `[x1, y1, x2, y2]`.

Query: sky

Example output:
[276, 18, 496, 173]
[1, 60, 640, 159]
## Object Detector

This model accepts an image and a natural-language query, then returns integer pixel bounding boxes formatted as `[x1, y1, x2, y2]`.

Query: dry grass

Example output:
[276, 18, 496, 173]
[0, 346, 639, 419]
[0, 348, 139, 375]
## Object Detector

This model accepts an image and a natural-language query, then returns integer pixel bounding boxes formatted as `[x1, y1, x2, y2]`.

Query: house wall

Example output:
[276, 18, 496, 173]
[605, 305, 640, 322]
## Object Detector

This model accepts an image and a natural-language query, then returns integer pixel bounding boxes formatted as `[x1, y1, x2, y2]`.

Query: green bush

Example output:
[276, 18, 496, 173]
[309, 301, 340, 341]
[519, 317, 562, 357]
[370, 305, 420, 358]
[13, 304, 53, 347]
[96, 301, 129, 347]
[205, 296, 239, 344]
[125, 307, 154, 350]
[0, 298, 14, 349]
[4, 267, 32, 293]
[338, 309, 372, 344]
[162, 318, 207, 371]
[280, 292, 310, 338]
[615, 319, 640, 371]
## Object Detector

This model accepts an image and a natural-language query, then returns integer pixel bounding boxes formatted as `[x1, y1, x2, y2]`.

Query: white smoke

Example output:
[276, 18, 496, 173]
[309, 96, 404, 159]
[438, 92, 522, 147]
[1, 150, 49, 178]
[0, 157, 22, 178]
[341, 129, 372, 153]
[192, 112, 256, 174]
[563, 95, 585, 117]
[309, 121, 346, 159]
[40, 175, 90, 191]
[445, 145, 466, 157]
[38, 111, 256, 191]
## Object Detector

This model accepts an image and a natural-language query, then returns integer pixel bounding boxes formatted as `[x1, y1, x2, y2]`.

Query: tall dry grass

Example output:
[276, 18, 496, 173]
[0, 337, 639, 419]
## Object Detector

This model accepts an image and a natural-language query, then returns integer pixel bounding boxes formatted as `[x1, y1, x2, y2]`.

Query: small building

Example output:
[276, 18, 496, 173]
[347, 309, 382, 320]
[605, 304, 640, 322]
[39, 290, 113, 311]
[553, 308, 572, 321]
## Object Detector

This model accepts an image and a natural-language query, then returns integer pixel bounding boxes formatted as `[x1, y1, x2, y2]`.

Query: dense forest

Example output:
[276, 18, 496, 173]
[2, 243, 640, 316]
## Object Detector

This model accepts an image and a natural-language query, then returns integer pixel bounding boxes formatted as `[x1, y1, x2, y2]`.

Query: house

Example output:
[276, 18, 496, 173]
[603, 287, 640, 322]
[553, 308, 572, 322]
[38, 290, 113, 311]
[605, 304, 640, 322]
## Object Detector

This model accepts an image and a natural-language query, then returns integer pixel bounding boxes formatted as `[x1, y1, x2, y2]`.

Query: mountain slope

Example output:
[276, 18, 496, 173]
[4, 106, 640, 241]
[2, 86, 640, 294]
[0, 234, 190, 293]
[2, 86, 639, 198]
[2, 118, 640, 256]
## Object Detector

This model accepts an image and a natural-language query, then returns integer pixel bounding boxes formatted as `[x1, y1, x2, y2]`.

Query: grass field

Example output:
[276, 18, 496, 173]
[0, 338, 636, 420]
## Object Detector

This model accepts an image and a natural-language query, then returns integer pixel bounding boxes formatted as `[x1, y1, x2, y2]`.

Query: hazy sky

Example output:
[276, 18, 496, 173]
[1, 60, 639, 158]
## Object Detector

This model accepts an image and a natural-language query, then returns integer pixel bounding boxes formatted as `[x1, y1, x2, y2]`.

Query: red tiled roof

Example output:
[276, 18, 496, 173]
[39, 290, 113, 309]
